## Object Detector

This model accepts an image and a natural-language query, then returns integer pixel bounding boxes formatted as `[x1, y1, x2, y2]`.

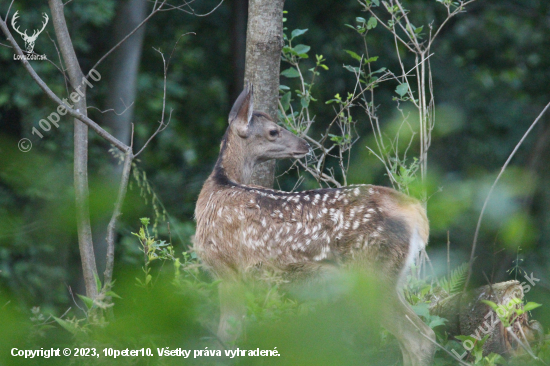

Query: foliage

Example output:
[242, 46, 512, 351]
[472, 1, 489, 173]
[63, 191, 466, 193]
[439, 262, 469, 296]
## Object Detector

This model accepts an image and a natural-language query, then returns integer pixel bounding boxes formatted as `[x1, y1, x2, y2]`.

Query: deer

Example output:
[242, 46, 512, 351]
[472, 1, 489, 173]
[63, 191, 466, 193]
[195, 85, 436, 366]
[11, 11, 49, 53]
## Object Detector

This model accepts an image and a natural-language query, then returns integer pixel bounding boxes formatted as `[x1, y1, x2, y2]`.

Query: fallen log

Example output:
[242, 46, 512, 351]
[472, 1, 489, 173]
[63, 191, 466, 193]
[430, 280, 543, 358]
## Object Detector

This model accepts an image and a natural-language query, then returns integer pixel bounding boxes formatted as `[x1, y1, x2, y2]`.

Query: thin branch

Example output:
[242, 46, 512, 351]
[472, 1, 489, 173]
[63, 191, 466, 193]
[191, 0, 225, 17]
[88, 99, 134, 116]
[88, 0, 167, 76]
[0, 15, 129, 152]
[428, 0, 477, 50]
[45, 30, 70, 93]
[464, 101, 550, 291]
[103, 151, 134, 291]
[405, 315, 472, 366]
[5, 0, 15, 20]
[135, 47, 173, 157]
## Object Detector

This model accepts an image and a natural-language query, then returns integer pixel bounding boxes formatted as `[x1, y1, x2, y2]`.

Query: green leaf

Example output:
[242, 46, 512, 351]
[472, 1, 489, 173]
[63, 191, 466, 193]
[279, 85, 290, 91]
[281, 92, 291, 112]
[356, 17, 366, 23]
[345, 50, 363, 62]
[94, 272, 102, 292]
[367, 17, 378, 29]
[365, 56, 379, 63]
[439, 262, 468, 294]
[523, 302, 542, 312]
[293, 44, 310, 55]
[428, 316, 447, 329]
[281, 67, 300, 78]
[301, 96, 310, 109]
[344, 65, 361, 74]
[372, 0, 380, 6]
[105, 291, 122, 299]
[291, 28, 308, 39]
[282, 46, 293, 54]
[53, 316, 79, 335]
[411, 302, 430, 319]
[481, 300, 498, 310]
[370, 67, 387, 74]
[77, 294, 94, 309]
[395, 83, 409, 97]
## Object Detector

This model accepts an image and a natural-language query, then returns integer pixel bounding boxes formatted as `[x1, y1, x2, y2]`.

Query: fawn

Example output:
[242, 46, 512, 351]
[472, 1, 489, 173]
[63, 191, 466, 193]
[195, 85, 436, 366]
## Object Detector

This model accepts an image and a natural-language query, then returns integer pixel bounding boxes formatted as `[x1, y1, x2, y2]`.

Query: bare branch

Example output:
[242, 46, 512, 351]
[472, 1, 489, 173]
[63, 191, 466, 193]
[0, 14, 129, 152]
[103, 151, 134, 291]
[464, 101, 550, 291]
[89, 0, 167, 76]
[405, 315, 473, 366]
[88, 99, 134, 116]
[5, 0, 15, 20]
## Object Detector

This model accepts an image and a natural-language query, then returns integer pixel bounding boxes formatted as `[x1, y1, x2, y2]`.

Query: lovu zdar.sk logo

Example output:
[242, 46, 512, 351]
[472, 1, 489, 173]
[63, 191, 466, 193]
[11, 10, 48, 60]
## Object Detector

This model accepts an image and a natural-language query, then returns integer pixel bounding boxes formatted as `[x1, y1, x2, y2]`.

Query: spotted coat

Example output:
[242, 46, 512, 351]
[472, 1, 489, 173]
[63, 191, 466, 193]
[195, 167, 428, 280]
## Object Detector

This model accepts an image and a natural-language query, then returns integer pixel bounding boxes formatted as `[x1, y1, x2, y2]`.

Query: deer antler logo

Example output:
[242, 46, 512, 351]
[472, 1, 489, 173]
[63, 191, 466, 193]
[11, 11, 49, 53]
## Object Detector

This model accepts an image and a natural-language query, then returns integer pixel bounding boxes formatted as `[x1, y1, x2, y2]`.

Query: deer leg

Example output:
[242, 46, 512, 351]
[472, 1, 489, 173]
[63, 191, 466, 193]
[380, 290, 436, 366]
[217, 280, 246, 345]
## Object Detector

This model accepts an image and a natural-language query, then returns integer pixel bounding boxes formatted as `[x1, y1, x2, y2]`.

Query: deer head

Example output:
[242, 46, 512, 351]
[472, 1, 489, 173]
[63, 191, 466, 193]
[219, 84, 310, 184]
[11, 11, 49, 53]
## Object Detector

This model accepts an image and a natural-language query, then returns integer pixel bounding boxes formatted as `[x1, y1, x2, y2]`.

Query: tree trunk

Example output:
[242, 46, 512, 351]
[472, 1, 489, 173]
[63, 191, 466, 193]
[430, 281, 543, 358]
[244, 0, 285, 187]
[48, 0, 98, 299]
[93, 0, 147, 277]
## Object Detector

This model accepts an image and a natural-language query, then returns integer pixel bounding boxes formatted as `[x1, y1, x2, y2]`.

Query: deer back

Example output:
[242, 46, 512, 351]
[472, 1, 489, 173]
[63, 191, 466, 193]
[195, 179, 428, 281]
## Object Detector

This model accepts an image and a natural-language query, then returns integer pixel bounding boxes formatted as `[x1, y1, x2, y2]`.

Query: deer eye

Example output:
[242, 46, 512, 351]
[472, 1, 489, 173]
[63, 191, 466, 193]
[269, 130, 279, 138]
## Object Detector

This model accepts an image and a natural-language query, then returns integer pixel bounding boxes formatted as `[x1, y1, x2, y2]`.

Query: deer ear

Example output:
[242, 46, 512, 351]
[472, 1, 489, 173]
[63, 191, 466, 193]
[229, 84, 254, 138]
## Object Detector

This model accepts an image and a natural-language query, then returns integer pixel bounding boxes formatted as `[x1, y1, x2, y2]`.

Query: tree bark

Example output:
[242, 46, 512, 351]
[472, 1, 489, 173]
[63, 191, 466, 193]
[430, 281, 543, 358]
[244, 0, 285, 187]
[93, 0, 147, 277]
[48, 0, 98, 299]
[103, 0, 147, 148]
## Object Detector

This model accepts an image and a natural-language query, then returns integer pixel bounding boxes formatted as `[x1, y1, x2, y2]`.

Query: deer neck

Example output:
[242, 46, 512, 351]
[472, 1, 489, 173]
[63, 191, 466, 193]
[212, 129, 257, 186]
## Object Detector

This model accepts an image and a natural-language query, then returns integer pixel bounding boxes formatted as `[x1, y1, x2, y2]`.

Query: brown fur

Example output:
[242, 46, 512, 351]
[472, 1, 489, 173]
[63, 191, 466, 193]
[194, 86, 435, 365]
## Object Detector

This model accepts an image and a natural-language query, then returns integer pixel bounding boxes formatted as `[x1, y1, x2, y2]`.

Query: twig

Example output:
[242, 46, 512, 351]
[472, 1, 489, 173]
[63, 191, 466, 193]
[88, 0, 167, 76]
[447, 231, 450, 278]
[506, 326, 545, 363]
[135, 47, 174, 157]
[0, 14, 129, 152]
[5, 0, 15, 20]
[405, 315, 472, 366]
[191, 0, 225, 17]
[67, 285, 87, 316]
[103, 151, 134, 291]
[464, 101, 550, 291]
[88, 100, 134, 116]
